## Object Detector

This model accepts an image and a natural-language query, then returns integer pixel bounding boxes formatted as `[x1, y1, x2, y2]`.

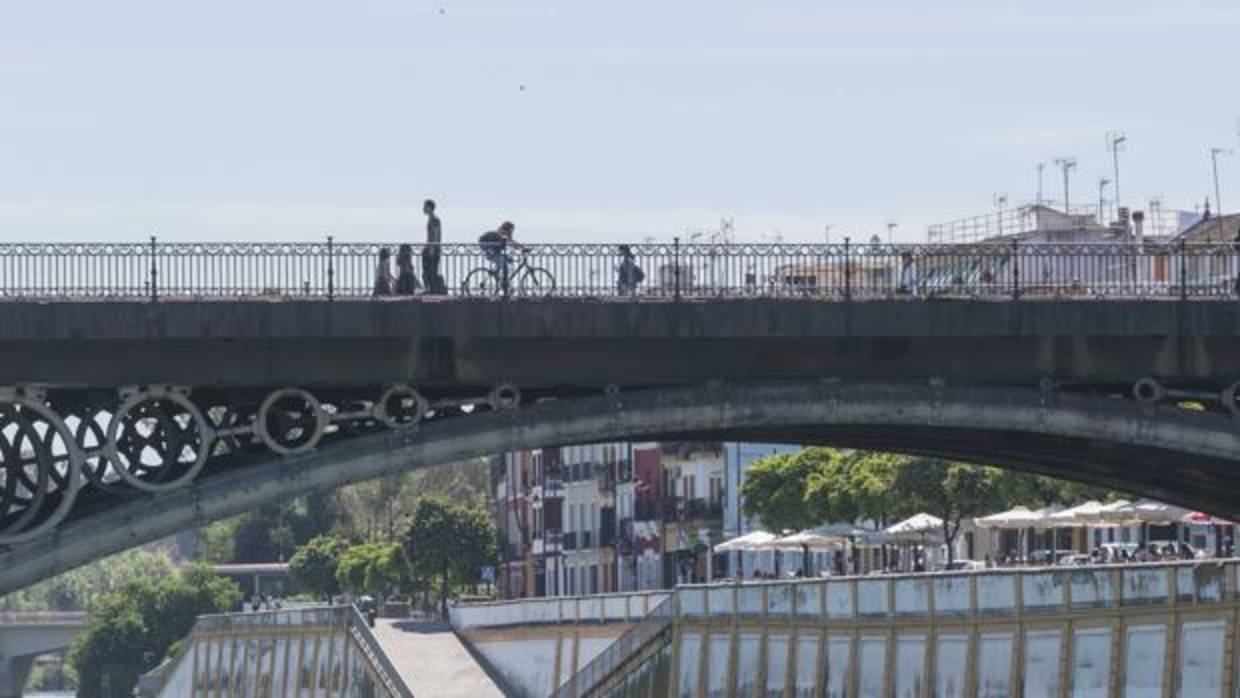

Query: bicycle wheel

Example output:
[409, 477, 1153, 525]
[462, 268, 502, 297]
[519, 267, 556, 297]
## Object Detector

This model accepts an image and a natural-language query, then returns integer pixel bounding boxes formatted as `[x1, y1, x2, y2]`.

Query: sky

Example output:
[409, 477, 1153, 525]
[2, 1, 1239, 243]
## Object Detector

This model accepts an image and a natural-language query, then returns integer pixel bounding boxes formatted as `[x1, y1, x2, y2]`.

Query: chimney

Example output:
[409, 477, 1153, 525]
[1132, 210, 1145, 246]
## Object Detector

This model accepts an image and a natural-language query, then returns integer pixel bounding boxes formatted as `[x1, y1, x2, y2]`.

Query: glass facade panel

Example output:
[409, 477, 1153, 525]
[1022, 573, 1063, 611]
[1022, 630, 1061, 698]
[736, 632, 762, 698]
[767, 584, 794, 617]
[766, 633, 789, 698]
[708, 585, 734, 615]
[977, 575, 1016, 613]
[826, 582, 854, 619]
[677, 632, 703, 698]
[739, 584, 765, 616]
[1122, 624, 1165, 698]
[857, 636, 887, 698]
[933, 576, 969, 614]
[825, 636, 852, 698]
[796, 581, 822, 617]
[1122, 568, 1168, 605]
[1070, 627, 1111, 698]
[894, 578, 929, 616]
[857, 579, 889, 617]
[793, 633, 820, 698]
[1176, 620, 1224, 697]
[933, 634, 968, 698]
[894, 634, 926, 698]
[976, 632, 1013, 698]
[707, 632, 732, 698]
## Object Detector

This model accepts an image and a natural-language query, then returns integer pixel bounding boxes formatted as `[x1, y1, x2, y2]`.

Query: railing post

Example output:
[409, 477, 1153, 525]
[327, 235, 335, 301]
[1179, 237, 1187, 302]
[148, 235, 158, 302]
[1011, 238, 1020, 300]
[673, 236, 681, 301]
[843, 237, 852, 301]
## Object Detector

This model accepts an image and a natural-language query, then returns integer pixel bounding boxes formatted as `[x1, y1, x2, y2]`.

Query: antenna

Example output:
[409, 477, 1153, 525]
[1054, 158, 1078, 214]
[1107, 132, 1127, 216]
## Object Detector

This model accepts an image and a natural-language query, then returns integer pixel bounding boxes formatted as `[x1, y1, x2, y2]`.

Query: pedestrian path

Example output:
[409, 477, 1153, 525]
[371, 618, 506, 698]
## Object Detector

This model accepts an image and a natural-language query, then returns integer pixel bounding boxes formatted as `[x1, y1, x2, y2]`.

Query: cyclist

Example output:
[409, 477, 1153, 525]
[478, 221, 522, 290]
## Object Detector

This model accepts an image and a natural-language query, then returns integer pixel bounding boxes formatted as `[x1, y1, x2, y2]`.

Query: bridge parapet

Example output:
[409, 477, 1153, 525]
[142, 605, 412, 698]
[450, 590, 670, 630]
[560, 560, 1240, 697]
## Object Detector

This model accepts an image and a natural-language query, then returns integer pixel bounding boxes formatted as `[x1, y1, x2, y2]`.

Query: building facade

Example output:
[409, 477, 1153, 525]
[495, 440, 799, 599]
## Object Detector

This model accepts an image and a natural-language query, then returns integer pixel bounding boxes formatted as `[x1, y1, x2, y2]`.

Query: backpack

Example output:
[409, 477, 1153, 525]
[478, 231, 504, 251]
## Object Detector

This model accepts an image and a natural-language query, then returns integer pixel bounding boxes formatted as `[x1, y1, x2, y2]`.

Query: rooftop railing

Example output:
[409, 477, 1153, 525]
[2, 240, 1238, 301]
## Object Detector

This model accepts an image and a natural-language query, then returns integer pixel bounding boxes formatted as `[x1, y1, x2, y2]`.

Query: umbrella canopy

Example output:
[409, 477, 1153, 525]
[1111, 499, 1192, 524]
[1047, 500, 1122, 527]
[1182, 511, 1235, 526]
[887, 510, 942, 543]
[772, 530, 845, 550]
[714, 530, 777, 552]
[974, 505, 1056, 528]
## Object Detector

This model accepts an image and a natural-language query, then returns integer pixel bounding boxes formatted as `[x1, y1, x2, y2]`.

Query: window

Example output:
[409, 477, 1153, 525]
[683, 475, 697, 500]
[709, 477, 724, 504]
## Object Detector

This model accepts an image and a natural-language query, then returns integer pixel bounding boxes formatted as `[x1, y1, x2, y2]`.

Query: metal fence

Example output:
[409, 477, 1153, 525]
[1, 240, 1239, 301]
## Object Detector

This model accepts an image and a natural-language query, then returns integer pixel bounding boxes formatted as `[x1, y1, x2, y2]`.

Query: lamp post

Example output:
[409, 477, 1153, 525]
[1108, 133, 1126, 217]
[1211, 147, 1231, 218]
[1036, 162, 1046, 206]
[1055, 158, 1077, 214]
[1098, 178, 1111, 224]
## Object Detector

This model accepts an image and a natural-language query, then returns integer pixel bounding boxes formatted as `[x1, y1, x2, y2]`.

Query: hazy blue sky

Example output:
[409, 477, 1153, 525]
[2, 1, 1239, 242]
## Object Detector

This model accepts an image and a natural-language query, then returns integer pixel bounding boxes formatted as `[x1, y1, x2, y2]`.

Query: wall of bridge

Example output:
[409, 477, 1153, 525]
[580, 561, 1240, 698]
[450, 591, 670, 697]
[142, 606, 410, 698]
[0, 612, 86, 698]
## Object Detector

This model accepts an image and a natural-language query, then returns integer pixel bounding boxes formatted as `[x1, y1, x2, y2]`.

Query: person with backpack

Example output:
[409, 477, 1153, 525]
[478, 221, 519, 288]
[617, 244, 644, 296]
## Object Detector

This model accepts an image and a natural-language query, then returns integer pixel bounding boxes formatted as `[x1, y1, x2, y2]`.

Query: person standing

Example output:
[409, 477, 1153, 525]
[395, 244, 419, 295]
[422, 199, 446, 294]
[373, 247, 394, 296]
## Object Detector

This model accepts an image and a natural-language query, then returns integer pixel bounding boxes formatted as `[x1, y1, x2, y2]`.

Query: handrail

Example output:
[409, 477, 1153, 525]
[345, 604, 416, 698]
[551, 595, 674, 698]
[0, 240, 1237, 301]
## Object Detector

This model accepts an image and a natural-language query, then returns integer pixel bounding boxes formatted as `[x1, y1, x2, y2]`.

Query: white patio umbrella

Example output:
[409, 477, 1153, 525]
[714, 530, 777, 552]
[1111, 499, 1192, 524]
[974, 506, 1058, 563]
[884, 513, 945, 541]
[772, 530, 846, 550]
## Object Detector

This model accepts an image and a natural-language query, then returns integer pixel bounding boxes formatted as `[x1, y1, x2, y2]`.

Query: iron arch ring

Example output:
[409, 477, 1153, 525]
[0, 395, 84, 545]
[104, 387, 214, 493]
[374, 384, 428, 429]
[256, 388, 327, 455]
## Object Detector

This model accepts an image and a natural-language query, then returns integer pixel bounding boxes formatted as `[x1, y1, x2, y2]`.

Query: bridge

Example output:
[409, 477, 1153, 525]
[1, 241, 1239, 594]
[0, 611, 86, 698]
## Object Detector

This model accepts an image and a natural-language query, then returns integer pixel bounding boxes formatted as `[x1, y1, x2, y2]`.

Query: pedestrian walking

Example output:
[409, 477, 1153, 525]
[616, 244, 644, 296]
[373, 247, 394, 296]
[395, 244, 420, 295]
[422, 199, 447, 294]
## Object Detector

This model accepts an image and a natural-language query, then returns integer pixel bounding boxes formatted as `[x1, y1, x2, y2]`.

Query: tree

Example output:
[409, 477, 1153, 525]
[405, 496, 496, 614]
[289, 534, 348, 601]
[69, 563, 241, 698]
[890, 459, 1001, 565]
[336, 542, 409, 599]
[0, 546, 176, 612]
[740, 448, 838, 532]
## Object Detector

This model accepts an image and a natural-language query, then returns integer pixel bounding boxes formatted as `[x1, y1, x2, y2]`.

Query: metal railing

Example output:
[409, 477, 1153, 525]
[552, 595, 674, 698]
[0, 610, 88, 625]
[2, 240, 1239, 301]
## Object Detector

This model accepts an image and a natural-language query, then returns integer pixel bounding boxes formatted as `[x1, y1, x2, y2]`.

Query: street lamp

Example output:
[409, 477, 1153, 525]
[1098, 178, 1111, 224]
[1036, 162, 1046, 206]
[1054, 158, 1077, 214]
[1211, 147, 1232, 218]
[1108, 132, 1126, 217]
[994, 193, 1008, 236]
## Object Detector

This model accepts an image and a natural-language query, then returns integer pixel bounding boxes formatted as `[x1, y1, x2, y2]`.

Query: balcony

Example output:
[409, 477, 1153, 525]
[657, 497, 724, 522]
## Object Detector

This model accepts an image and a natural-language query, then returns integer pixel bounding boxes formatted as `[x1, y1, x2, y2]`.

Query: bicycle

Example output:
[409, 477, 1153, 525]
[462, 249, 556, 297]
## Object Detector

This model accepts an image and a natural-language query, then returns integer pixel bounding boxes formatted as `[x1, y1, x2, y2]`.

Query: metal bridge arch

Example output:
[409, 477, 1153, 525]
[2, 380, 1239, 595]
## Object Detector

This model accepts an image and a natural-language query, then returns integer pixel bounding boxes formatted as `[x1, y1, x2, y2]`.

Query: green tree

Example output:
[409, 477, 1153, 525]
[288, 534, 348, 601]
[0, 546, 176, 612]
[890, 459, 1001, 565]
[740, 448, 839, 532]
[69, 563, 241, 698]
[405, 496, 496, 614]
[336, 542, 409, 599]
